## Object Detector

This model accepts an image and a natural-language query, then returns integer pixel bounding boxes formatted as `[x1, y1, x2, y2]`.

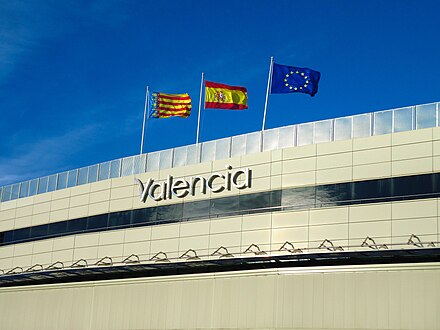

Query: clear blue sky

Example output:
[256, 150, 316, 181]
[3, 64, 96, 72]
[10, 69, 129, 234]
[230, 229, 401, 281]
[1, 0, 440, 186]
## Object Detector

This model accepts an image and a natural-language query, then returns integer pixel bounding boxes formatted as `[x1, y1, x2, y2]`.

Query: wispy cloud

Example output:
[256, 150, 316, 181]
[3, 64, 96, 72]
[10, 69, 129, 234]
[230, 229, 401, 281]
[0, 124, 101, 186]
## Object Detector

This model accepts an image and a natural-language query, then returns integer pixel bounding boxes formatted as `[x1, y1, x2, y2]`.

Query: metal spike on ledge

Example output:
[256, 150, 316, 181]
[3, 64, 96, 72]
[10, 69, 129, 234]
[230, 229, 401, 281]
[243, 244, 267, 256]
[319, 239, 344, 251]
[279, 241, 303, 254]
[407, 234, 423, 248]
[179, 249, 200, 261]
[150, 252, 170, 263]
[95, 257, 113, 267]
[122, 254, 140, 264]
[71, 259, 88, 268]
[211, 246, 234, 258]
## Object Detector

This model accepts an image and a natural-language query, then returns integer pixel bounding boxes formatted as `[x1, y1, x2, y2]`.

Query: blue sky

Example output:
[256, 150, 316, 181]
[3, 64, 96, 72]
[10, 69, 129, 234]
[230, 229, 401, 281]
[1, 0, 440, 186]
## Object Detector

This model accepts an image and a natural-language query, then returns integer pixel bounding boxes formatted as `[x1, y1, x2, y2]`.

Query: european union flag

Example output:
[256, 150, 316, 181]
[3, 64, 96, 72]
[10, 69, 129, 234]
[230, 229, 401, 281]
[271, 63, 321, 97]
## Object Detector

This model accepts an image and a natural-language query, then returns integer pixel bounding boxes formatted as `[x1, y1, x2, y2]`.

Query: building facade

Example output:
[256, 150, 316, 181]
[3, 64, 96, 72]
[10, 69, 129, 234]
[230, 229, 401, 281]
[0, 103, 440, 329]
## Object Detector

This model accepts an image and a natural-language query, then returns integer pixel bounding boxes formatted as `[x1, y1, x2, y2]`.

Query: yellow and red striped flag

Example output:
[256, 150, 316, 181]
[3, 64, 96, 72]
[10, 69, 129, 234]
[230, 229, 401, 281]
[205, 81, 248, 110]
[150, 92, 192, 118]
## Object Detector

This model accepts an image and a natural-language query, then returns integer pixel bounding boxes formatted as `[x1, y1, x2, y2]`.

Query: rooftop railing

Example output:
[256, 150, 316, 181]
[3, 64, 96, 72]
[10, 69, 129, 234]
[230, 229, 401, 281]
[1, 102, 438, 203]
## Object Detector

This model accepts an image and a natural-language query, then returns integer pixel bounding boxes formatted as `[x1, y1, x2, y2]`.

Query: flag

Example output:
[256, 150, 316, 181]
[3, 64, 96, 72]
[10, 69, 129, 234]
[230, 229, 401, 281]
[271, 63, 320, 96]
[205, 81, 248, 110]
[150, 92, 192, 118]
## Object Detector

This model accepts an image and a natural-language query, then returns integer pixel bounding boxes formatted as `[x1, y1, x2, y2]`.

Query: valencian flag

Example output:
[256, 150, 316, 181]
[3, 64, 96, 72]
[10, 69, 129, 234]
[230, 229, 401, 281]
[271, 63, 321, 97]
[150, 92, 192, 118]
[205, 81, 248, 110]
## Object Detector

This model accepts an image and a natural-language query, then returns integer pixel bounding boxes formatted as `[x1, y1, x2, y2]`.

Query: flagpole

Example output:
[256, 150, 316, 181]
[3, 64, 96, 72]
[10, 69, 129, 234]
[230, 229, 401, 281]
[140, 86, 149, 155]
[196, 72, 204, 144]
[262, 56, 274, 131]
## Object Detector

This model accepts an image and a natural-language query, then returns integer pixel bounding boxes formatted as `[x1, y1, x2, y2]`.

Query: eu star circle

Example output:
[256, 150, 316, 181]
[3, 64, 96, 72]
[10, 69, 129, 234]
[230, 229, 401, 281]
[283, 70, 309, 91]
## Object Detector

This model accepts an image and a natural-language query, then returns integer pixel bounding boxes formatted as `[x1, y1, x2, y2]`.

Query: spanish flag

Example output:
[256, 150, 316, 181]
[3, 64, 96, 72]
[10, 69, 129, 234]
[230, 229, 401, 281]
[205, 81, 248, 110]
[150, 92, 192, 118]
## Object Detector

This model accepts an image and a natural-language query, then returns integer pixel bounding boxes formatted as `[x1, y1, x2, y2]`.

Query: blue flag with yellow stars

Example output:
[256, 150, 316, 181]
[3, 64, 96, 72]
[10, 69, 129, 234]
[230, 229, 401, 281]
[271, 63, 321, 97]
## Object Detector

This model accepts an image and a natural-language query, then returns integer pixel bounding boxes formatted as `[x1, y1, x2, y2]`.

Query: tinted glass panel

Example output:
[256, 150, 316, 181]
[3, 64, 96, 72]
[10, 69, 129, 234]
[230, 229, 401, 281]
[157, 203, 183, 222]
[48, 221, 68, 236]
[240, 192, 271, 212]
[316, 182, 353, 207]
[108, 211, 131, 228]
[132, 207, 157, 225]
[393, 174, 434, 197]
[67, 218, 88, 233]
[37, 177, 48, 194]
[183, 200, 210, 220]
[30, 224, 48, 238]
[282, 186, 316, 209]
[210, 196, 239, 216]
[2, 231, 14, 244]
[87, 214, 108, 230]
[352, 179, 392, 201]
[14, 227, 30, 242]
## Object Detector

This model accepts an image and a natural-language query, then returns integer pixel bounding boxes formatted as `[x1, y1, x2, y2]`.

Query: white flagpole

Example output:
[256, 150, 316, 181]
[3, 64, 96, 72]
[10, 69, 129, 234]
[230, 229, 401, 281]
[196, 72, 204, 144]
[140, 86, 149, 155]
[262, 56, 274, 131]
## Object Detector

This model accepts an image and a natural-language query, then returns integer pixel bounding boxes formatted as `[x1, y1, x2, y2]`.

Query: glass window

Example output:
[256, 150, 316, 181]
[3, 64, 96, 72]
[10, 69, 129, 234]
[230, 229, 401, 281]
[29, 179, 38, 196]
[159, 149, 173, 170]
[215, 138, 231, 160]
[157, 203, 183, 223]
[19, 181, 30, 198]
[132, 207, 157, 225]
[316, 182, 353, 207]
[334, 117, 352, 141]
[99, 162, 110, 181]
[173, 146, 187, 167]
[239, 192, 271, 213]
[57, 172, 68, 190]
[88, 165, 99, 183]
[48, 221, 68, 237]
[30, 224, 48, 239]
[393, 107, 413, 132]
[353, 113, 371, 138]
[297, 123, 314, 146]
[374, 110, 392, 135]
[87, 214, 108, 230]
[133, 154, 147, 174]
[270, 190, 282, 208]
[210, 196, 239, 217]
[231, 134, 246, 157]
[263, 128, 279, 152]
[186, 144, 199, 165]
[109, 159, 121, 178]
[108, 211, 131, 228]
[416, 103, 436, 129]
[47, 174, 57, 192]
[67, 217, 87, 233]
[67, 170, 78, 188]
[282, 186, 316, 209]
[246, 132, 261, 154]
[11, 183, 20, 200]
[77, 167, 89, 185]
[201, 140, 216, 163]
[278, 126, 295, 148]
[37, 177, 48, 194]
[314, 120, 332, 143]
[14, 227, 30, 242]
[1, 185, 11, 202]
[147, 152, 160, 172]
[352, 178, 392, 202]
[393, 174, 434, 198]
[1, 231, 14, 244]
[183, 200, 210, 220]
[121, 157, 134, 176]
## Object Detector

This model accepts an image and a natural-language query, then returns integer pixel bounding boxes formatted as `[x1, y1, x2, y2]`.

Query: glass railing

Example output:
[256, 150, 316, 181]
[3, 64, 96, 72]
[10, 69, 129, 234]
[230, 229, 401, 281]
[0, 102, 438, 203]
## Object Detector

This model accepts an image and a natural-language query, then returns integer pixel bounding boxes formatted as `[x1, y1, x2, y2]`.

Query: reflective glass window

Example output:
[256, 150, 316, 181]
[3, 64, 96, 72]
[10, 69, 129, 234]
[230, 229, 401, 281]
[263, 129, 279, 152]
[67, 217, 87, 233]
[393, 107, 413, 132]
[334, 116, 352, 141]
[246, 132, 261, 154]
[48, 221, 67, 237]
[47, 174, 57, 192]
[87, 214, 108, 230]
[37, 177, 48, 194]
[314, 120, 332, 143]
[352, 178, 392, 201]
[99, 162, 110, 181]
[173, 146, 187, 167]
[297, 123, 314, 146]
[353, 114, 371, 138]
[374, 110, 392, 135]
[231, 134, 246, 157]
[14, 227, 30, 242]
[157, 203, 183, 223]
[132, 207, 157, 225]
[183, 200, 210, 220]
[159, 149, 173, 170]
[186, 144, 199, 165]
[147, 152, 160, 172]
[1, 186, 11, 202]
[239, 192, 271, 213]
[30, 224, 48, 239]
[109, 160, 121, 178]
[77, 167, 89, 185]
[316, 182, 353, 207]
[67, 170, 78, 188]
[121, 157, 134, 176]
[133, 154, 147, 174]
[29, 179, 38, 196]
[278, 126, 295, 148]
[108, 211, 131, 228]
[282, 186, 316, 209]
[88, 165, 99, 183]
[416, 103, 436, 129]
[19, 181, 30, 198]
[393, 174, 434, 198]
[201, 141, 216, 163]
[1, 231, 14, 244]
[57, 172, 68, 190]
[210, 196, 239, 217]
[215, 138, 231, 160]
[11, 183, 20, 200]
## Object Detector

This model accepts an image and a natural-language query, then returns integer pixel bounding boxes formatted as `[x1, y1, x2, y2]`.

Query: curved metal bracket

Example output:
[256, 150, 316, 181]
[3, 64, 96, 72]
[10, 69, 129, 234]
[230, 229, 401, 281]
[25, 264, 44, 273]
[71, 259, 88, 268]
[243, 244, 267, 256]
[6, 266, 23, 275]
[150, 252, 170, 263]
[179, 249, 200, 260]
[95, 257, 113, 266]
[407, 234, 423, 248]
[122, 254, 140, 264]
[319, 239, 344, 251]
[279, 241, 303, 254]
[211, 246, 234, 258]
[46, 261, 64, 270]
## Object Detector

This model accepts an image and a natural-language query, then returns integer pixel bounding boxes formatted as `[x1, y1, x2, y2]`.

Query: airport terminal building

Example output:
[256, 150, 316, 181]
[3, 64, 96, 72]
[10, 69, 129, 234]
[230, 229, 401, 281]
[1, 102, 440, 329]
